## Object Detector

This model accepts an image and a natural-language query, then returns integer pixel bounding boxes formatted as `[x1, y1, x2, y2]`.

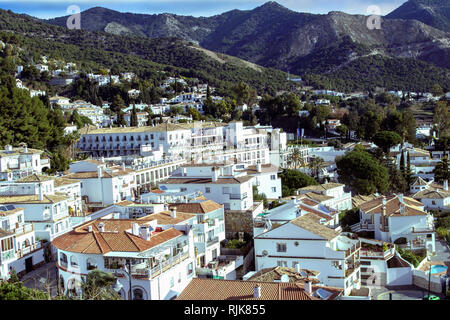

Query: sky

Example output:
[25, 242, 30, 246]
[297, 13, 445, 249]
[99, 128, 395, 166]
[0, 0, 407, 19]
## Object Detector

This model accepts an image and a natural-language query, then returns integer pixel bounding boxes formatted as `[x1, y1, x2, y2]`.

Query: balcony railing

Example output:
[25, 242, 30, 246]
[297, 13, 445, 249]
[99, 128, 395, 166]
[206, 236, 219, 247]
[344, 242, 361, 258]
[229, 193, 247, 200]
[16, 242, 41, 258]
[11, 223, 33, 235]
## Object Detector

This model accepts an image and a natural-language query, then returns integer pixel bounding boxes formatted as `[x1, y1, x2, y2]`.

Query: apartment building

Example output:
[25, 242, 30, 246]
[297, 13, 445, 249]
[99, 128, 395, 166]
[0, 205, 45, 280]
[77, 121, 270, 165]
[159, 163, 254, 212]
[254, 213, 361, 295]
[411, 179, 450, 212]
[52, 212, 196, 300]
[356, 194, 435, 253]
[296, 183, 352, 212]
[235, 163, 282, 200]
[0, 145, 50, 181]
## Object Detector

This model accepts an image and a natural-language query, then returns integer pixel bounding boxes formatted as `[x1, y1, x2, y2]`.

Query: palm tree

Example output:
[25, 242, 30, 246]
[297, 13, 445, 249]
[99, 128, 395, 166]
[287, 148, 305, 169]
[308, 156, 325, 180]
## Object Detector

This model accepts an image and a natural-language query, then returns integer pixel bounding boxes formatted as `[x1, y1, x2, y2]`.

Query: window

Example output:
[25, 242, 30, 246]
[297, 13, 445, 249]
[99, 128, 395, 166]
[271, 175, 276, 180]
[205, 187, 211, 193]
[1, 237, 13, 251]
[276, 243, 287, 252]
[60, 253, 68, 268]
[18, 215, 22, 223]
[133, 288, 144, 300]
[277, 260, 287, 267]
[70, 255, 79, 267]
[271, 187, 276, 193]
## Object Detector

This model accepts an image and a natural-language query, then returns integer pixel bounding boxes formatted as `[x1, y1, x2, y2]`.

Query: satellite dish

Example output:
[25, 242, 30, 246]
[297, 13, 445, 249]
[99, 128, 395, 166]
[280, 275, 290, 283]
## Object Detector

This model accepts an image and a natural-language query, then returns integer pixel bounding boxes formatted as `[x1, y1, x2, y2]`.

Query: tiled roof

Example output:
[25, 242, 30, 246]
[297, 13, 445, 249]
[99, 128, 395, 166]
[359, 195, 426, 216]
[115, 200, 135, 207]
[54, 177, 80, 187]
[52, 219, 183, 254]
[298, 205, 333, 221]
[242, 164, 280, 174]
[65, 168, 133, 179]
[150, 189, 165, 194]
[0, 194, 69, 204]
[168, 200, 223, 214]
[413, 189, 450, 200]
[137, 210, 195, 224]
[290, 213, 340, 240]
[298, 183, 344, 193]
[301, 192, 333, 202]
[411, 177, 428, 187]
[176, 278, 321, 300]
[247, 266, 320, 283]
[0, 147, 43, 157]
[352, 194, 378, 208]
[15, 174, 54, 183]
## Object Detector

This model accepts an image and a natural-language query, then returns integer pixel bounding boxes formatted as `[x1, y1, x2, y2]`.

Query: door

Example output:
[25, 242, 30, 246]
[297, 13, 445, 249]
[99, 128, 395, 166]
[25, 257, 33, 273]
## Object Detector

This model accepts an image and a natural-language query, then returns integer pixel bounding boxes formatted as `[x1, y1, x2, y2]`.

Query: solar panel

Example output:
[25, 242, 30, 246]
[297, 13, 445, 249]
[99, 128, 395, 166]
[5, 205, 15, 211]
[316, 288, 332, 299]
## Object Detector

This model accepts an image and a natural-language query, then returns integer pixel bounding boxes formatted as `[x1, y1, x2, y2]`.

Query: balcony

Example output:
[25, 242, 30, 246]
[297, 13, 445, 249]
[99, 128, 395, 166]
[11, 223, 34, 235]
[345, 262, 361, 278]
[206, 236, 220, 247]
[411, 226, 434, 233]
[16, 242, 42, 258]
[344, 242, 361, 258]
[229, 193, 247, 200]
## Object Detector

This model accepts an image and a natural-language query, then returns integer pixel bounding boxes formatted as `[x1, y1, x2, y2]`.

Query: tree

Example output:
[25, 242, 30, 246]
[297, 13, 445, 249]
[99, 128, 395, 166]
[287, 148, 305, 169]
[336, 124, 348, 141]
[0, 270, 48, 300]
[373, 131, 402, 154]
[433, 157, 450, 184]
[433, 101, 449, 138]
[130, 104, 138, 127]
[431, 83, 444, 97]
[116, 109, 126, 126]
[81, 270, 122, 300]
[308, 156, 325, 180]
[110, 94, 125, 114]
[279, 169, 318, 196]
[336, 150, 389, 195]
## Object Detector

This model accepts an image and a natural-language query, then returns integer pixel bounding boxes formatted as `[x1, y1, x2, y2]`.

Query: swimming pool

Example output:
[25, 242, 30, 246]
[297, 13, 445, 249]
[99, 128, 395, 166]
[430, 265, 448, 275]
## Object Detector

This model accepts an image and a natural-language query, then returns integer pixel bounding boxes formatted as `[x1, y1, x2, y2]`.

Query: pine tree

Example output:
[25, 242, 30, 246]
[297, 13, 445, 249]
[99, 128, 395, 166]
[405, 152, 413, 186]
[130, 104, 138, 127]
[400, 151, 406, 177]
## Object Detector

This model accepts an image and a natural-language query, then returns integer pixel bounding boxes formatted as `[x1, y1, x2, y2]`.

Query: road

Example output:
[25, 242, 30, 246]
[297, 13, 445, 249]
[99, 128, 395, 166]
[21, 262, 58, 297]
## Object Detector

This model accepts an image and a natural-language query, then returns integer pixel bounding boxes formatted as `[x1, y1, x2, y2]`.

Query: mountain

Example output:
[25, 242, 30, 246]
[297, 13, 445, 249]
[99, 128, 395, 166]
[0, 9, 290, 93]
[46, 2, 450, 70]
[386, 0, 450, 33]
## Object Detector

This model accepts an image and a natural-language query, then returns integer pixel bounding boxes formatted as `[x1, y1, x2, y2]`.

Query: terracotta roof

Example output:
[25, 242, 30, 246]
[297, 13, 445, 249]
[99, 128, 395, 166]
[54, 177, 80, 187]
[298, 205, 333, 221]
[411, 177, 428, 186]
[359, 195, 427, 216]
[290, 213, 340, 240]
[413, 189, 450, 200]
[168, 200, 223, 214]
[138, 210, 195, 224]
[52, 219, 184, 254]
[176, 278, 321, 300]
[352, 194, 378, 208]
[300, 198, 320, 207]
[115, 200, 135, 207]
[150, 189, 165, 194]
[247, 266, 320, 283]
[15, 174, 54, 183]
[301, 192, 333, 202]
[162, 175, 253, 184]
[0, 194, 69, 204]
[298, 183, 344, 193]
[66, 168, 133, 179]
[242, 164, 280, 174]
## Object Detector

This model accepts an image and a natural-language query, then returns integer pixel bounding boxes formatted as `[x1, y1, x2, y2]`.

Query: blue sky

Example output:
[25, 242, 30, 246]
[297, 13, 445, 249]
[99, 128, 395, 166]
[0, 0, 407, 19]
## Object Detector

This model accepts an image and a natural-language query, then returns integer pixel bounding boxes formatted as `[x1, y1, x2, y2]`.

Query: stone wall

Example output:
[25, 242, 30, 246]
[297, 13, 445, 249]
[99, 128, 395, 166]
[413, 270, 443, 293]
[224, 210, 254, 237]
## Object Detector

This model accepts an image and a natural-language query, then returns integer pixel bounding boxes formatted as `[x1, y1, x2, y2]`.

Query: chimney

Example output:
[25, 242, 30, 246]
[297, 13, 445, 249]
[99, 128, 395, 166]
[253, 285, 261, 299]
[398, 193, 404, 204]
[296, 264, 301, 274]
[164, 203, 169, 211]
[381, 196, 386, 216]
[304, 280, 312, 295]
[182, 167, 187, 176]
[170, 207, 177, 219]
[444, 180, 448, 191]
[132, 223, 140, 236]
[97, 222, 105, 232]
[139, 225, 150, 241]
[256, 162, 262, 173]
[101, 156, 105, 163]
[212, 167, 219, 182]
[122, 162, 126, 171]
[88, 226, 93, 232]
[97, 166, 103, 179]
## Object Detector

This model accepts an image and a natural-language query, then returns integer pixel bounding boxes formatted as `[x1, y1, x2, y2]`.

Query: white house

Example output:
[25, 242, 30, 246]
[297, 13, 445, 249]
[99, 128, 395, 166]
[65, 160, 135, 206]
[357, 194, 435, 253]
[296, 183, 352, 212]
[412, 179, 450, 212]
[254, 213, 361, 295]
[0, 145, 50, 181]
[159, 163, 254, 212]
[0, 205, 45, 280]
[234, 163, 282, 200]
[52, 213, 196, 300]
